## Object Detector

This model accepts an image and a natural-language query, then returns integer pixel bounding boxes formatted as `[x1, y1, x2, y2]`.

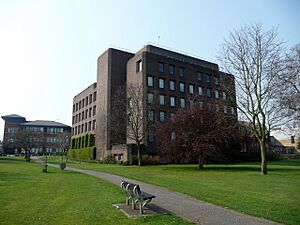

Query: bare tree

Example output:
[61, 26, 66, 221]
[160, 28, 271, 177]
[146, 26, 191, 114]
[126, 84, 148, 166]
[218, 24, 286, 174]
[276, 43, 300, 121]
[110, 84, 150, 166]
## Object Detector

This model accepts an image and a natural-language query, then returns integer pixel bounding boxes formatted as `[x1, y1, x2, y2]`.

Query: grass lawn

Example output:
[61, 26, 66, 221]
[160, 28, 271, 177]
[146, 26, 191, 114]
[45, 157, 300, 225]
[0, 157, 193, 225]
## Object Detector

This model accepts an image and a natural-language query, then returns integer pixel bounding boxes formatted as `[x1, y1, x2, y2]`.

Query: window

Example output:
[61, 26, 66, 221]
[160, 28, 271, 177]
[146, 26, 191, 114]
[207, 103, 212, 111]
[92, 120, 96, 130]
[93, 106, 96, 116]
[85, 109, 88, 119]
[88, 121, 92, 131]
[148, 110, 154, 121]
[136, 60, 142, 72]
[79, 113, 81, 122]
[189, 99, 194, 108]
[89, 94, 92, 104]
[206, 88, 211, 97]
[93, 92, 97, 102]
[76, 103, 78, 111]
[75, 127, 78, 135]
[82, 99, 85, 107]
[223, 91, 227, 100]
[198, 86, 203, 95]
[180, 98, 185, 108]
[197, 72, 203, 81]
[169, 80, 175, 91]
[82, 111, 85, 120]
[147, 76, 154, 87]
[179, 82, 185, 93]
[159, 95, 165, 105]
[171, 131, 176, 140]
[158, 62, 164, 73]
[215, 90, 219, 99]
[85, 123, 88, 132]
[89, 108, 92, 117]
[159, 78, 164, 89]
[179, 67, 184, 77]
[148, 130, 155, 142]
[169, 65, 175, 75]
[73, 104, 75, 113]
[147, 93, 154, 104]
[159, 111, 166, 122]
[214, 77, 219, 85]
[79, 101, 81, 110]
[189, 84, 194, 94]
[85, 96, 88, 106]
[170, 96, 176, 107]
[199, 101, 203, 109]
[216, 104, 219, 112]
[206, 74, 210, 83]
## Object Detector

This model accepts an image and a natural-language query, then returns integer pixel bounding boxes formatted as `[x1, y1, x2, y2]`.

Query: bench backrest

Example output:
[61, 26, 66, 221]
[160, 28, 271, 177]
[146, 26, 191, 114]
[121, 180, 141, 196]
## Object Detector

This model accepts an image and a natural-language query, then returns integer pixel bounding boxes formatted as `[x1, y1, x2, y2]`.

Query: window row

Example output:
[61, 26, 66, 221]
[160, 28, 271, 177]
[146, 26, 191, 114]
[73, 91, 97, 112]
[47, 127, 64, 134]
[47, 137, 63, 143]
[156, 62, 219, 84]
[73, 120, 96, 136]
[148, 105, 235, 123]
[147, 76, 226, 99]
[73, 106, 96, 124]
[148, 94, 187, 108]
[158, 62, 185, 77]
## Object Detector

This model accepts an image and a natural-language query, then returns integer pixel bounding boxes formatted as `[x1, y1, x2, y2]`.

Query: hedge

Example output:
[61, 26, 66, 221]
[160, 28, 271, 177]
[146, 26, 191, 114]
[68, 133, 96, 162]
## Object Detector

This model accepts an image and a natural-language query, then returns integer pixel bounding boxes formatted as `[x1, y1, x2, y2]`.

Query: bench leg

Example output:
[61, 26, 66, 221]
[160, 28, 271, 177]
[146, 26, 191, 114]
[139, 203, 143, 214]
[131, 199, 135, 210]
[139, 198, 153, 214]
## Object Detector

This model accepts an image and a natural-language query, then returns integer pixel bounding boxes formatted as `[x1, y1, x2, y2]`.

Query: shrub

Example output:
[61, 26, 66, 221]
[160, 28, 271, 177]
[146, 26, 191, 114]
[103, 154, 116, 164]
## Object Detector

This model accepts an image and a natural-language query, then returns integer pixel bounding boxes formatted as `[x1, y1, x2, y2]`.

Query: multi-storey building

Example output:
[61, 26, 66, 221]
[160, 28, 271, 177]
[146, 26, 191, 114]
[71, 44, 237, 161]
[1, 114, 71, 154]
[72, 82, 97, 138]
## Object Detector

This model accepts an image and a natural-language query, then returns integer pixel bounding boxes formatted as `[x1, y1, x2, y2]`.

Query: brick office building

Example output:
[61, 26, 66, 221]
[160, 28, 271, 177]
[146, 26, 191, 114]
[1, 114, 71, 154]
[71, 44, 237, 161]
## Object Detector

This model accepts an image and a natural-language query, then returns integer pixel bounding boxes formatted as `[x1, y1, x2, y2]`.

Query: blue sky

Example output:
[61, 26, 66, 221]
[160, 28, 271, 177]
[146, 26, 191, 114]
[0, 0, 299, 140]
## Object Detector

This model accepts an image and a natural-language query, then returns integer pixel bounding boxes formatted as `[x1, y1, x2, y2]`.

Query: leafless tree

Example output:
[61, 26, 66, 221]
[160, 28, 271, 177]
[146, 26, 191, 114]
[127, 84, 148, 166]
[218, 24, 287, 174]
[111, 84, 150, 166]
[276, 43, 300, 122]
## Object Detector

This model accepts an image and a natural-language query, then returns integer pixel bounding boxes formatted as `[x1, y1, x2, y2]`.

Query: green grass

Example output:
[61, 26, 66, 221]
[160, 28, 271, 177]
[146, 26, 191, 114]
[45, 157, 300, 225]
[0, 157, 193, 225]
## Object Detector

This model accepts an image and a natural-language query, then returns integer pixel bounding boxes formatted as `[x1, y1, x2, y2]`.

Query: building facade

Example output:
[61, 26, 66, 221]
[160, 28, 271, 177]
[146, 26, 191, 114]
[71, 45, 237, 162]
[1, 114, 71, 154]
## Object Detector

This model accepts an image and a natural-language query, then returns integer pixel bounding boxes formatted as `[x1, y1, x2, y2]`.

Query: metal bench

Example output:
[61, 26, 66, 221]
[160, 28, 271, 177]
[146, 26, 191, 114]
[121, 180, 155, 214]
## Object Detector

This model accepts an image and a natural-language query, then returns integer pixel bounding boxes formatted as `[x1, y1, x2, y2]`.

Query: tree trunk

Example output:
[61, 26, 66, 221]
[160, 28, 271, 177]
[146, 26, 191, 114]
[26, 150, 30, 162]
[198, 157, 204, 169]
[259, 140, 267, 175]
[137, 142, 141, 167]
[24, 150, 28, 160]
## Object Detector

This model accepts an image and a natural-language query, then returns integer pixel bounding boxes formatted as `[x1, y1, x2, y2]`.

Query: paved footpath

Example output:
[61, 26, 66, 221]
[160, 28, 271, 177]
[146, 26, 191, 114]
[35, 159, 282, 225]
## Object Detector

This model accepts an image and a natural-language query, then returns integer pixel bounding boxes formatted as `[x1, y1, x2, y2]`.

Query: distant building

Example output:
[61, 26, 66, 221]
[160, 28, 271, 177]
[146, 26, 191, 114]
[71, 44, 237, 162]
[1, 114, 71, 154]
